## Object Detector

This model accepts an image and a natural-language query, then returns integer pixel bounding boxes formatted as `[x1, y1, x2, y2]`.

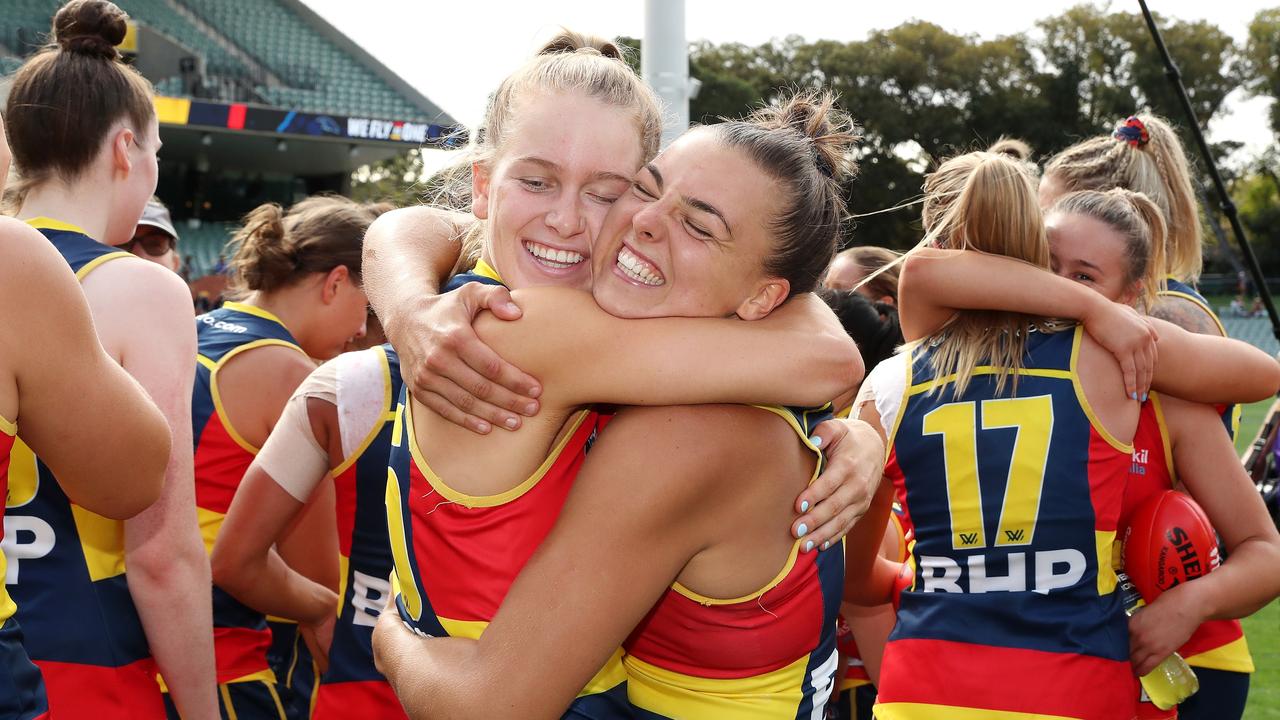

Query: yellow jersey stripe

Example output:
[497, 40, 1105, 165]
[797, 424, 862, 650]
[875, 702, 1081, 720]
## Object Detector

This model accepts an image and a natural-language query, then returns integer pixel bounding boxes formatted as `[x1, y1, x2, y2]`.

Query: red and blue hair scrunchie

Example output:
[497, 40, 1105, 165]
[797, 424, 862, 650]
[1113, 116, 1150, 147]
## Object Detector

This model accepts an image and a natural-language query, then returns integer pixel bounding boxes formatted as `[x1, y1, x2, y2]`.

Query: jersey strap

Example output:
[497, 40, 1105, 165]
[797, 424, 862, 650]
[27, 218, 133, 280]
[1158, 278, 1238, 437]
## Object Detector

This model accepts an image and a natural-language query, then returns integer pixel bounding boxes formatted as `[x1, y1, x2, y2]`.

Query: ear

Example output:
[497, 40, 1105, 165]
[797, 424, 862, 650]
[878, 294, 896, 307]
[471, 161, 492, 220]
[735, 278, 790, 321]
[111, 127, 135, 176]
[320, 265, 350, 304]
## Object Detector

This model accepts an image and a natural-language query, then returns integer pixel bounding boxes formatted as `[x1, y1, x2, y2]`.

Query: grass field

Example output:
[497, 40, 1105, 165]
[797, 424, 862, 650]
[1233, 399, 1276, 719]
[1245, 602, 1279, 718]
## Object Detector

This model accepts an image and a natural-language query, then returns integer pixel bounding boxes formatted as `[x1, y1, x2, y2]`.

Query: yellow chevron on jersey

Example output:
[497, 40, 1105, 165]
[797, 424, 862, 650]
[1183, 635, 1254, 674]
[68, 503, 126, 582]
[626, 653, 813, 720]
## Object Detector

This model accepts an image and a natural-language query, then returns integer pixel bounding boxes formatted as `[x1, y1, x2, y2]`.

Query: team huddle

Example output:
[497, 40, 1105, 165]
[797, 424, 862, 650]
[2, 1, 1280, 719]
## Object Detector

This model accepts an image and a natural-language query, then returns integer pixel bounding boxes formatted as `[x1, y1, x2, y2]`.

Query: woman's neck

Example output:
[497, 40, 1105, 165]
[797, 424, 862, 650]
[18, 180, 114, 243]
[239, 286, 313, 347]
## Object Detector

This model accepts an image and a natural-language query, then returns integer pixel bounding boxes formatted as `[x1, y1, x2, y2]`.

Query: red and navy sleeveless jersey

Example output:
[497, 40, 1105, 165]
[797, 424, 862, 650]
[193, 301, 308, 685]
[4, 219, 163, 719]
[386, 262, 628, 717]
[0, 413, 49, 720]
[387, 397, 629, 715]
[1, 415, 19, 631]
[876, 326, 1138, 720]
[623, 405, 842, 720]
[1160, 278, 1238, 439]
[313, 344, 407, 720]
[1124, 395, 1252, 680]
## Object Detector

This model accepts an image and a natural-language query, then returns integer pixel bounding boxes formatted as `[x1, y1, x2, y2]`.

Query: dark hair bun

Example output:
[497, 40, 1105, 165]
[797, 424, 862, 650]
[538, 28, 623, 61]
[53, 0, 127, 60]
[748, 89, 861, 183]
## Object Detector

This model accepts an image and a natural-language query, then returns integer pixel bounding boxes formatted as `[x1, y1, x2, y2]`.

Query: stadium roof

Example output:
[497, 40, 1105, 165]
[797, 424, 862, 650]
[1, 0, 461, 174]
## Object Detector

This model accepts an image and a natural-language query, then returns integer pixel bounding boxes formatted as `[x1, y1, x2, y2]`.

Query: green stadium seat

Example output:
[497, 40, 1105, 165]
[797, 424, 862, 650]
[0, 0, 431, 122]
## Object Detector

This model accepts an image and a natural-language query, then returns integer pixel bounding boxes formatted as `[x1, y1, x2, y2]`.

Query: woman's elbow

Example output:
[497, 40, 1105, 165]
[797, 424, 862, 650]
[1262, 357, 1280, 397]
[208, 543, 239, 592]
[818, 333, 863, 407]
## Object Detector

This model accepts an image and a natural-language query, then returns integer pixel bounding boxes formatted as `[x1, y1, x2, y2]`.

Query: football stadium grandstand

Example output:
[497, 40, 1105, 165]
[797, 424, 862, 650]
[0, 0, 458, 282]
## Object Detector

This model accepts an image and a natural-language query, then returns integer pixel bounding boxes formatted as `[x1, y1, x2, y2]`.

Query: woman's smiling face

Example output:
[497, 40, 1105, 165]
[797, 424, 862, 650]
[589, 128, 786, 320]
[473, 90, 643, 291]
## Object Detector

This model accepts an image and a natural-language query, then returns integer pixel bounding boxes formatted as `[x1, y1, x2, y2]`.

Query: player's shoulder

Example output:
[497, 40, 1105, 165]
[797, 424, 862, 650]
[87, 252, 191, 315]
[1151, 293, 1221, 336]
[610, 404, 798, 467]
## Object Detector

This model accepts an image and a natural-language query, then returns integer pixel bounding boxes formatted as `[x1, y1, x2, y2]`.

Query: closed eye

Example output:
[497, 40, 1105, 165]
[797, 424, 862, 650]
[632, 181, 656, 200]
[684, 218, 712, 239]
[519, 178, 550, 191]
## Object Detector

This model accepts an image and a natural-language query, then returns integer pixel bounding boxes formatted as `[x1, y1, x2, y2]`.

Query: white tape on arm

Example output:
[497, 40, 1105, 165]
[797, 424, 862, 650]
[256, 374, 334, 502]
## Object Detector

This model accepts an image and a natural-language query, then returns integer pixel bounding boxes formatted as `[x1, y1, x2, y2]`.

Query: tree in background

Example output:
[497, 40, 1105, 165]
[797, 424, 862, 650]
[1242, 8, 1280, 138]
[350, 148, 426, 207]
[349, 4, 1276, 273]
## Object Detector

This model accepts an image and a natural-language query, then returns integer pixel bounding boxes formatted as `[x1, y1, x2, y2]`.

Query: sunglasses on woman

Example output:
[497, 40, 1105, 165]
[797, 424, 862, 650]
[124, 228, 177, 257]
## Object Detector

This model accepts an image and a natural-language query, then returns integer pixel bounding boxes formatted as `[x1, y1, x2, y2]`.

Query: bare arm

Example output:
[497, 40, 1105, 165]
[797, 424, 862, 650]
[0, 219, 168, 519]
[1129, 397, 1280, 674]
[897, 249, 1158, 398]
[842, 401, 902, 607]
[477, 287, 862, 410]
[210, 400, 337, 627]
[212, 382, 342, 670]
[1147, 319, 1280, 404]
[96, 263, 218, 720]
[363, 205, 537, 432]
[374, 406, 762, 718]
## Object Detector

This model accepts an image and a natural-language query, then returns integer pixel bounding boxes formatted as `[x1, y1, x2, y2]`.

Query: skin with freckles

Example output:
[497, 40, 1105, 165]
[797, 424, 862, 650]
[473, 92, 639, 292]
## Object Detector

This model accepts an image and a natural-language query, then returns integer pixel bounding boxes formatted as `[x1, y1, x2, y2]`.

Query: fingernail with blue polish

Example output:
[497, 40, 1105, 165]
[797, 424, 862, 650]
[804, 540, 815, 553]
[797, 522, 808, 538]
[1130, 392, 1138, 401]
[800, 500, 810, 513]
[822, 541, 831, 551]
[809, 435, 823, 448]
[1141, 392, 1148, 402]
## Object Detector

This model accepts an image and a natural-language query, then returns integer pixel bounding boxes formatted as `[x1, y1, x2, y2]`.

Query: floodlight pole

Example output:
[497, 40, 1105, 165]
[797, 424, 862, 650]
[643, 0, 689, 148]
[1136, 0, 1280, 340]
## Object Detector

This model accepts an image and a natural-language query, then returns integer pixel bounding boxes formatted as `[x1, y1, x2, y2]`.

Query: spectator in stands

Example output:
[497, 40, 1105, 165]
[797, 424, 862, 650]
[1230, 296, 1247, 317]
[119, 197, 182, 274]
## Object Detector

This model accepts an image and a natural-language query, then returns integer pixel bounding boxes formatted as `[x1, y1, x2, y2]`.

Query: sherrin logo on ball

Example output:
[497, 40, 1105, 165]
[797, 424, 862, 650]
[1122, 490, 1221, 602]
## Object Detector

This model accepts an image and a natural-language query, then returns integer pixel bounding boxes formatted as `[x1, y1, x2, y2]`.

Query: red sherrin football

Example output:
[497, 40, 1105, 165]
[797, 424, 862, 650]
[1123, 490, 1220, 602]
